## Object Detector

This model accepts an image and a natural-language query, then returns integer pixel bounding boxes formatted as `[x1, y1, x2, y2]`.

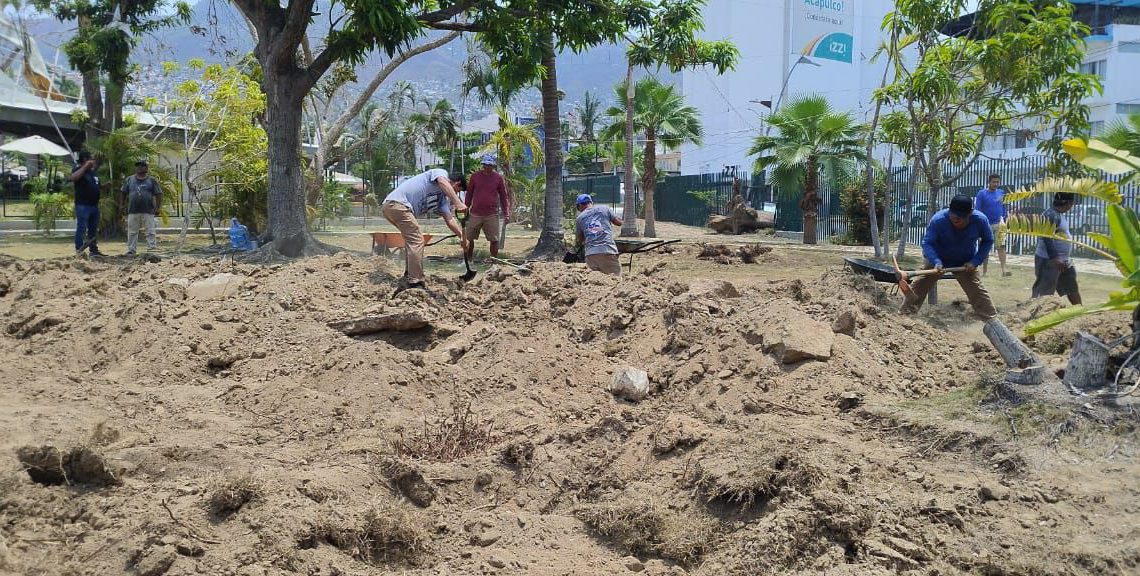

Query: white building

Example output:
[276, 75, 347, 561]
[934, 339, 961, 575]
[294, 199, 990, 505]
[681, 0, 1140, 172]
[680, 0, 896, 175]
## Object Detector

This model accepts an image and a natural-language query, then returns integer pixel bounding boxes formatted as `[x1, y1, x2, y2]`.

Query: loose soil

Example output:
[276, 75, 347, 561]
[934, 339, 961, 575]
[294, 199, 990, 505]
[0, 244, 1137, 576]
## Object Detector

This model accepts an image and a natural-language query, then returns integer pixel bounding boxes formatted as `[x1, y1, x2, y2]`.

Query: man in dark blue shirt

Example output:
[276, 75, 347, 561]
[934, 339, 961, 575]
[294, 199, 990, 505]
[69, 151, 103, 257]
[900, 194, 998, 319]
[974, 174, 1010, 277]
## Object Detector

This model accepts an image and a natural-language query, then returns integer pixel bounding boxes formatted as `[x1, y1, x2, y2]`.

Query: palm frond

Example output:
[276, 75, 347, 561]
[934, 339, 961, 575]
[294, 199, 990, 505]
[1024, 299, 1138, 335]
[1006, 214, 1117, 260]
[1005, 176, 1122, 205]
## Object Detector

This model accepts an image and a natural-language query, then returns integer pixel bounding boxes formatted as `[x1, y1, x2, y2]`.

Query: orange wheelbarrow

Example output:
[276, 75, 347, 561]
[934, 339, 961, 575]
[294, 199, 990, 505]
[370, 231, 456, 255]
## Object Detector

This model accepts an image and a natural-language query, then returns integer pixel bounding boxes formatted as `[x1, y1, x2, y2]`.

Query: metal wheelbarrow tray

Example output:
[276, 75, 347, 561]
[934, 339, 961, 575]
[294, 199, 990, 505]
[615, 238, 682, 272]
[843, 257, 957, 283]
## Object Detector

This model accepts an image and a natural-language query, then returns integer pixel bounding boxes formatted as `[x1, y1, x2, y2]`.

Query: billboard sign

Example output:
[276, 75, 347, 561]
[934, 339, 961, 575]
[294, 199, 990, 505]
[794, 0, 854, 64]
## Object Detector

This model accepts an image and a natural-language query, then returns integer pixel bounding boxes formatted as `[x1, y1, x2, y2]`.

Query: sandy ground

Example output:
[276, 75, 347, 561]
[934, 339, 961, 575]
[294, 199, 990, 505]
[0, 229, 1137, 576]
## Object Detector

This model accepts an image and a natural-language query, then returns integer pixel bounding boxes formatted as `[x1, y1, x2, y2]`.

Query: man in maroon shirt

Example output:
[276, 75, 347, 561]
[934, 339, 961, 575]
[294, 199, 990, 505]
[464, 154, 511, 259]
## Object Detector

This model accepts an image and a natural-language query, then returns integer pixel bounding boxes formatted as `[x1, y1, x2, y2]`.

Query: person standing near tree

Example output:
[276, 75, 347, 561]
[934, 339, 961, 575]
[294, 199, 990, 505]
[974, 174, 1011, 277]
[900, 194, 998, 319]
[122, 160, 162, 255]
[70, 150, 104, 257]
[1031, 193, 1082, 305]
[575, 194, 624, 276]
[382, 168, 468, 290]
[464, 154, 511, 262]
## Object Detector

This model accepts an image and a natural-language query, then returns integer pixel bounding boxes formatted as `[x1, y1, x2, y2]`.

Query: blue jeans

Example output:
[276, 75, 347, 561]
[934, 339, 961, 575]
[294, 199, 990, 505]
[74, 203, 99, 252]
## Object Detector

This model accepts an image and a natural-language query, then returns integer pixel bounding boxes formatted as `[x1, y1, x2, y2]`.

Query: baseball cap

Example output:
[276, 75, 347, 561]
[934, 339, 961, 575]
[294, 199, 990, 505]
[135, 160, 148, 167]
[481, 153, 497, 165]
[948, 194, 973, 218]
[576, 194, 592, 206]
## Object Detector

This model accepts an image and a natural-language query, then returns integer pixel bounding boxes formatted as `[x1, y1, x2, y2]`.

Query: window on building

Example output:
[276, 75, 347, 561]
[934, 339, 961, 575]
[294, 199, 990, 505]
[1118, 103, 1140, 115]
[1090, 121, 1106, 136]
[998, 130, 1032, 150]
[1080, 59, 1107, 81]
[1121, 42, 1140, 54]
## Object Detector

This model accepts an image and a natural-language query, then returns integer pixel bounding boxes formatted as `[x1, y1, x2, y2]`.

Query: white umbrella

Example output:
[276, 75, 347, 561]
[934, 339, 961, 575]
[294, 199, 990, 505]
[0, 135, 71, 157]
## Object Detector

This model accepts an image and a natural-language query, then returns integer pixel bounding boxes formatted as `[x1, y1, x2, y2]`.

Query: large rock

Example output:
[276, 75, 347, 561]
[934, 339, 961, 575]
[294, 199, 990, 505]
[750, 302, 834, 364]
[186, 273, 243, 300]
[608, 367, 651, 402]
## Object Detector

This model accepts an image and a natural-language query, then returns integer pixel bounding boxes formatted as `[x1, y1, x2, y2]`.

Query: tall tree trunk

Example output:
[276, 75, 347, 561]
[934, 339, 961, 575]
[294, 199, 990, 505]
[619, 60, 639, 237]
[642, 129, 657, 238]
[801, 157, 820, 245]
[79, 70, 103, 144]
[263, 67, 320, 257]
[925, 155, 941, 305]
[533, 31, 565, 258]
[895, 156, 920, 260]
[864, 64, 893, 258]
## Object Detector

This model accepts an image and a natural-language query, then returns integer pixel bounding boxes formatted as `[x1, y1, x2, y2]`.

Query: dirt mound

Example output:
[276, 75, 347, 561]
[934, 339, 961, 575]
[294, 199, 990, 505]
[696, 243, 771, 264]
[0, 251, 1135, 575]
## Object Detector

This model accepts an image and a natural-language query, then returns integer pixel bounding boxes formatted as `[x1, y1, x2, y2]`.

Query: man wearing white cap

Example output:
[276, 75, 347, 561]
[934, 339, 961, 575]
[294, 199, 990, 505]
[464, 153, 511, 261]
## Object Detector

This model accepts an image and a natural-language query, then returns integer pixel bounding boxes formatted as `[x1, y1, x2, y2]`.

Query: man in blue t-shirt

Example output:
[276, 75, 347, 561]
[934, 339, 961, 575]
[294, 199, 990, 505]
[900, 194, 998, 319]
[69, 151, 104, 257]
[974, 174, 1010, 277]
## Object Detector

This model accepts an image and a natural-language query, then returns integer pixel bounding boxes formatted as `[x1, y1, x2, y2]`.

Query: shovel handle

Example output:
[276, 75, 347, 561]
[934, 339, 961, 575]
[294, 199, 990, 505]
[908, 266, 968, 278]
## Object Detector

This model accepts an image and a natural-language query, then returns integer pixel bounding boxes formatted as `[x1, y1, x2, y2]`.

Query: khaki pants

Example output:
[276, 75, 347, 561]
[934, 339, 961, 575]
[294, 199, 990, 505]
[126, 213, 157, 253]
[382, 201, 425, 283]
[585, 253, 622, 276]
[464, 213, 501, 243]
[900, 268, 997, 320]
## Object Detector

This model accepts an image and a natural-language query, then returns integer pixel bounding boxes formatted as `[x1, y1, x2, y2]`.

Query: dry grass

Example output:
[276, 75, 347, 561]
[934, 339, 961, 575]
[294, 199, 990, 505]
[392, 402, 501, 463]
[576, 498, 722, 566]
[298, 503, 431, 565]
[378, 457, 436, 508]
[208, 475, 264, 516]
[692, 448, 825, 510]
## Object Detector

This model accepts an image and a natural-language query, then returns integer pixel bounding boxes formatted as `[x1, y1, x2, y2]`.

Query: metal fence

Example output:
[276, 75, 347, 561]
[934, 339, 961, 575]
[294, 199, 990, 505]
[562, 174, 621, 210]
[649, 156, 1135, 260]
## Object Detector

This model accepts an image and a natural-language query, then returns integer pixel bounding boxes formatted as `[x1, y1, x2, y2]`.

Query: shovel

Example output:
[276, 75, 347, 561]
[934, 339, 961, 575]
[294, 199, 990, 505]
[488, 256, 532, 275]
[892, 256, 966, 297]
[458, 211, 477, 282]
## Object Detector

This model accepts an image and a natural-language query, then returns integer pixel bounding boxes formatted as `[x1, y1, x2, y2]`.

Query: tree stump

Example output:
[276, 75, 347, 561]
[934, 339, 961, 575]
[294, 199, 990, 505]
[1064, 332, 1110, 392]
[982, 319, 1045, 385]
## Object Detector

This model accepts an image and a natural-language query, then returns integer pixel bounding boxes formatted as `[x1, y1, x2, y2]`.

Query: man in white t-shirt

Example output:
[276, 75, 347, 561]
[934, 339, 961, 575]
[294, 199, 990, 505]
[382, 169, 468, 289]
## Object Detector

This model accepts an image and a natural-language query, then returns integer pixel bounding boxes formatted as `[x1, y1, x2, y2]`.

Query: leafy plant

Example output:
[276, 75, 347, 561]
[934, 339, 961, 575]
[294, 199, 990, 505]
[315, 181, 353, 230]
[1005, 138, 1140, 334]
[839, 170, 887, 246]
[29, 179, 73, 235]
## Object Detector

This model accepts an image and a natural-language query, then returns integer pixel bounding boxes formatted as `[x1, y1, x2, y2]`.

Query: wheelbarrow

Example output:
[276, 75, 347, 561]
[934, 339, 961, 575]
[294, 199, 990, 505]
[615, 238, 681, 272]
[843, 257, 966, 296]
[370, 231, 456, 255]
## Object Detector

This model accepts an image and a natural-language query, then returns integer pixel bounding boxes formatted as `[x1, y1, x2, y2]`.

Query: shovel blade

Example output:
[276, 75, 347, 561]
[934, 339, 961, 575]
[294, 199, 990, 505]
[461, 270, 477, 282]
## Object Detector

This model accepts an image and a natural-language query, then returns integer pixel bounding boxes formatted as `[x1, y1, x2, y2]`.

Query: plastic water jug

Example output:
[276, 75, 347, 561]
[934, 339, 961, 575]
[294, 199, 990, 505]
[228, 218, 251, 251]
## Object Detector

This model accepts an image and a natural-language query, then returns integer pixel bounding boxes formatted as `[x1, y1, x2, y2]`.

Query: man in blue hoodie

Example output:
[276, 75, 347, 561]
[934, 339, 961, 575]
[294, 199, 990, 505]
[974, 174, 1010, 277]
[900, 194, 998, 319]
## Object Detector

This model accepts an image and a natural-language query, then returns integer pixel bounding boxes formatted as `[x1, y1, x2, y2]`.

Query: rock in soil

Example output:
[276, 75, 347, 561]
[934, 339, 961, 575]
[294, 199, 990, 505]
[609, 367, 651, 402]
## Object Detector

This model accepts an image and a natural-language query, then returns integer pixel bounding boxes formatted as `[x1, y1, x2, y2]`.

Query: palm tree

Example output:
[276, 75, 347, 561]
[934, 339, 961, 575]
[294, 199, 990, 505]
[749, 95, 865, 245]
[481, 107, 543, 226]
[600, 78, 701, 238]
[1101, 113, 1140, 156]
[406, 99, 458, 168]
[576, 91, 602, 143]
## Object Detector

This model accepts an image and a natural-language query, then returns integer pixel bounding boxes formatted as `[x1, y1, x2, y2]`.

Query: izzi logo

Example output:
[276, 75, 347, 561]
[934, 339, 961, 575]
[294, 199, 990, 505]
[804, 0, 844, 11]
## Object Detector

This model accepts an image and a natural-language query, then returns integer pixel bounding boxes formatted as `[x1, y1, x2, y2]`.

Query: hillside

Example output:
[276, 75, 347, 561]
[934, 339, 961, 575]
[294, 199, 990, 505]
[22, 2, 641, 113]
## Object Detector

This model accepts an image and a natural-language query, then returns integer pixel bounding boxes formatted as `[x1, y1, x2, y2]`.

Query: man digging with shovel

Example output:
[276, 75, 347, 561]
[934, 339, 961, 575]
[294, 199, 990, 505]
[382, 169, 469, 291]
[900, 194, 998, 320]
